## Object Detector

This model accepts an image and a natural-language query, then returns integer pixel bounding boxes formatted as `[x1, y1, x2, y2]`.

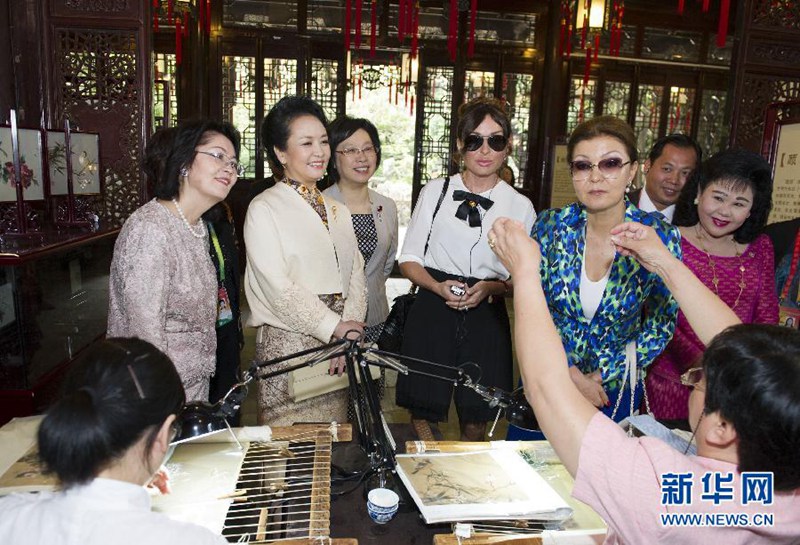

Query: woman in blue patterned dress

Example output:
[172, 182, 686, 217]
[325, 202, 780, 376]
[508, 116, 680, 439]
[323, 117, 398, 343]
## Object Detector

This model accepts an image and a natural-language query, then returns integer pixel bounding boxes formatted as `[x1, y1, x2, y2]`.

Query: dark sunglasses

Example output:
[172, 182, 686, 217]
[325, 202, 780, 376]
[463, 134, 508, 152]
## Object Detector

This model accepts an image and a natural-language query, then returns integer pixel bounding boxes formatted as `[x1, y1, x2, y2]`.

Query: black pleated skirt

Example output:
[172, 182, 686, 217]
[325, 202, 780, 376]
[395, 268, 513, 422]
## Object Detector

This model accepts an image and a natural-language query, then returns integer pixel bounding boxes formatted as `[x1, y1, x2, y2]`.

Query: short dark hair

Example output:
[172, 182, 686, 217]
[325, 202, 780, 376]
[454, 97, 511, 166]
[567, 116, 638, 164]
[37, 338, 185, 487]
[156, 119, 242, 201]
[673, 149, 773, 243]
[702, 324, 800, 490]
[261, 96, 329, 180]
[648, 133, 702, 165]
[142, 126, 177, 194]
[326, 116, 382, 184]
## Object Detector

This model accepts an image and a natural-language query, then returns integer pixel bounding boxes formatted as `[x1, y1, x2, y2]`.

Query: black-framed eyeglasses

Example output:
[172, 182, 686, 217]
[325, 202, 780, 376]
[336, 145, 378, 158]
[569, 158, 631, 181]
[463, 134, 508, 152]
[196, 150, 245, 176]
[680, 367, 705, 392]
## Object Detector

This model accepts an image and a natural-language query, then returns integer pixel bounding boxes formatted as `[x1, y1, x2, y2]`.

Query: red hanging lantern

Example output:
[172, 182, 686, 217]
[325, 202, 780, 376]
[152, 0, 159, 32]
[448, 0, 458, 62]
[410, 1, 420, 58]
[398, 0, 406, 41]
[467, 0, 477, 58]
[717, 0, 730, 47]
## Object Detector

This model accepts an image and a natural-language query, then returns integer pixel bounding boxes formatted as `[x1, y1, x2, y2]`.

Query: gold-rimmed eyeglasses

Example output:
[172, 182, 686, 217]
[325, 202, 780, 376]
[336, 145, 377, 158]
[680, 367, 705, 392]
[196, 150, 245, 176]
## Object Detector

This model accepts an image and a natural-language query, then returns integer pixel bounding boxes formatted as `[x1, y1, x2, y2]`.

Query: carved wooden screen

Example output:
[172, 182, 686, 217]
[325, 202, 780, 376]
[416, 64, 455, 199]
[52, 27, 144, 226]
[730, 0, 800, 152]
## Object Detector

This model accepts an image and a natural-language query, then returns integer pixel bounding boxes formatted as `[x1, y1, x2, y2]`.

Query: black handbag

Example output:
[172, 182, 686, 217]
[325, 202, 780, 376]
[377, 177, 450, 352]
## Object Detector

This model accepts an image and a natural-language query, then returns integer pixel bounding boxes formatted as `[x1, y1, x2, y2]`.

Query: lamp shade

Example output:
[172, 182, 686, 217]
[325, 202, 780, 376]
[171, 401, 228, 445]
[504, 387, 540, 432]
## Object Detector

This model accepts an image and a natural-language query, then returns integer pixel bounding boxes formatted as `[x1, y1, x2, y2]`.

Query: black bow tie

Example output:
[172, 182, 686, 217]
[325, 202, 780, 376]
[452, 190, 494, 227]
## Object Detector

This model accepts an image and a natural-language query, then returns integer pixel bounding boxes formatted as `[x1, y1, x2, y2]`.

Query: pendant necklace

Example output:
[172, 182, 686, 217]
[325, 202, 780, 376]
[695, 224, 746, 310]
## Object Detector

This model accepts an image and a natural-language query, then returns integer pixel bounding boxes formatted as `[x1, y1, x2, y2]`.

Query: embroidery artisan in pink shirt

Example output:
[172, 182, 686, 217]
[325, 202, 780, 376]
[486, 205, 800, 545]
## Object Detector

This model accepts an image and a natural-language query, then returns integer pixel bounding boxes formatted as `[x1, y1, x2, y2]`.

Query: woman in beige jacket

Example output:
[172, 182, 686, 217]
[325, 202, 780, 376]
[244, 96, 366, 426]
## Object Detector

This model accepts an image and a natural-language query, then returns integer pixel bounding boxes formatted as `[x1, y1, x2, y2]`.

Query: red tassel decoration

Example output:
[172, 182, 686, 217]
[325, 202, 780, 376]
[355, 0, 362, 49]
[358, 58, 363, 99]
[448, 0, 458, 62]
[467, 0, 477, 58]
[153, 11, 159, 32]
[406, 0, 413, 36]
[702, 0, 709, 12]
[677, 0, 684, 14]
[198, 0, 205, 33]
[345, 0, 351, 51]
[410, 95, 415, 117]
[580, 0, 588, 49]
[370, 0, 376, 57]
[182, 12, 189, 36]
[583, 47, 592, 85]
[411, 1, 419, 58]
[717, 0, 730, 47]
[684, 108, 692, 134]
[206, 0, 211, 34]
[175, 17, 182, 65]
[398, 0, 406, 41]
[579, 85, 586, 124]
[167, 0, 173, 23]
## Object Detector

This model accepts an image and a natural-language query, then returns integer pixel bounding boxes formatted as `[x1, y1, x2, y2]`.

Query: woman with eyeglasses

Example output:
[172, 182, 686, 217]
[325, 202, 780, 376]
[507, 116, 680, 440]
[244, 96, 366, 426]
[0, 338, 228, 544]
[396, 97, 536, 441]
[645, 149, 777, 426]
[323, 116, 398, 344]
[108, 120, 242, 402]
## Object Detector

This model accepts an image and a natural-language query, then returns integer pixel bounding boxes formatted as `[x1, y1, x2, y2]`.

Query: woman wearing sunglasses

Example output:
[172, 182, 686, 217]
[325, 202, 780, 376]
[108, 120, 242, 402]
[508, 115, 680, 440]
[396, 97, 536, 441]
[645, 149, 777, 426]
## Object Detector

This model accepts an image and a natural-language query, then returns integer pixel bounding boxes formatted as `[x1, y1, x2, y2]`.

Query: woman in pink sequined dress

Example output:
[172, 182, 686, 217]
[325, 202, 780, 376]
[645, 149, 778, 423]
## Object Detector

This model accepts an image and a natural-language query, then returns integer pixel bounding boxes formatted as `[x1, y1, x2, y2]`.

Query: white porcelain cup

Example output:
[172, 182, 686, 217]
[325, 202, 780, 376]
[366, 487, 399, 524]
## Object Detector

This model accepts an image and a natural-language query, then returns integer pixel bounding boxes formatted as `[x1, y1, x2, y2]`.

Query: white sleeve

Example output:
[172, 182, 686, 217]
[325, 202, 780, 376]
[398, 180, 439, 265]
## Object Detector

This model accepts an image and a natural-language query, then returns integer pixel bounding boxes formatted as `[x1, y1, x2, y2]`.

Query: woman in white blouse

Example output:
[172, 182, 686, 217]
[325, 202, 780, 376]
[396, 97, 536, 441]
[0, 338, 227, 545]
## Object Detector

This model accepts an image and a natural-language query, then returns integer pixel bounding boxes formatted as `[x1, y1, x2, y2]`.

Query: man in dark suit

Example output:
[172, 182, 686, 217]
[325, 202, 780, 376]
[628, 134, 701, 223]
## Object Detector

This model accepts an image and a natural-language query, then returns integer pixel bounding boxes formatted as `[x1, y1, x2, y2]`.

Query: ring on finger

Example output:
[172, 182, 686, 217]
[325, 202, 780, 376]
[488, 237, 496, 249]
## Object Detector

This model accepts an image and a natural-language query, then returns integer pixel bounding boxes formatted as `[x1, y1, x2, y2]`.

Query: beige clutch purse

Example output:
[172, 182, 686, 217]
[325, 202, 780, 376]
[288, 360, 381, 402]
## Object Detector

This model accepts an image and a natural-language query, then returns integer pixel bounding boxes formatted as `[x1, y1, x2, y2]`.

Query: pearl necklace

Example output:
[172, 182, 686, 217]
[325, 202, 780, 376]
[172, 198, 207, 238]
[695, 224, 746, 310]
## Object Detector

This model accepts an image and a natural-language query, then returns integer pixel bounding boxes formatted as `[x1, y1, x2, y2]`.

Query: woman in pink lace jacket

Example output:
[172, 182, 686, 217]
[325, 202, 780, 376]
[645, 149, 778, 423]
[108, 120, 242, 402]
